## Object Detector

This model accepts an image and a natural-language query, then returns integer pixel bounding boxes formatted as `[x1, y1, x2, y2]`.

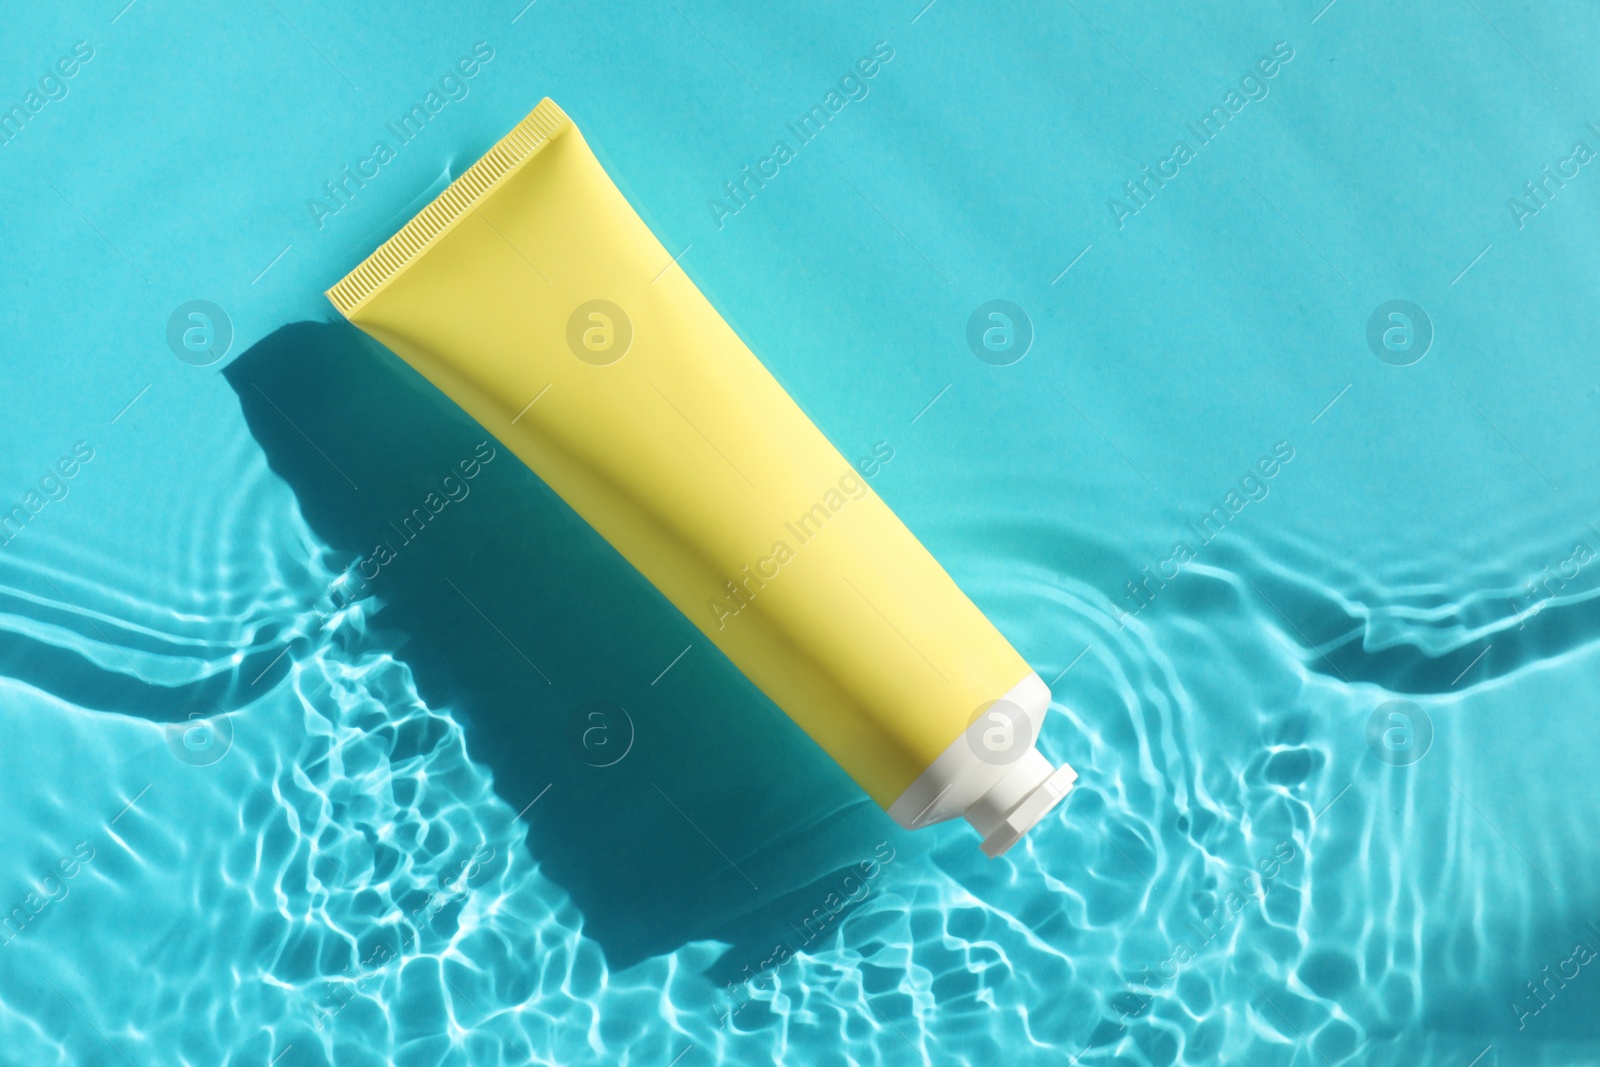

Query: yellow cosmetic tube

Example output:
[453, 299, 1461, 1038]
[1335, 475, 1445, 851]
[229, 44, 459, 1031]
[327, 100, 1076, 856]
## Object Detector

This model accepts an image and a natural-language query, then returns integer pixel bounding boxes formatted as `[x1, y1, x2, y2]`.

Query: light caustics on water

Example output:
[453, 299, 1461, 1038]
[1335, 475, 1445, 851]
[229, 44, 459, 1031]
[0, 426, 1595, 1067]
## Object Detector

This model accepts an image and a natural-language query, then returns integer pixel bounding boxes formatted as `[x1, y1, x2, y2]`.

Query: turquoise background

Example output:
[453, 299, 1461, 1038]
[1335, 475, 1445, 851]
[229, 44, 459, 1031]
[2, 1, 1599, 1064]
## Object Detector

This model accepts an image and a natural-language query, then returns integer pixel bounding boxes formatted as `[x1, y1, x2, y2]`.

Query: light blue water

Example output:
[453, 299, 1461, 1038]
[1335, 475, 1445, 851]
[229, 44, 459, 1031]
[3, 2, 1599, 1065]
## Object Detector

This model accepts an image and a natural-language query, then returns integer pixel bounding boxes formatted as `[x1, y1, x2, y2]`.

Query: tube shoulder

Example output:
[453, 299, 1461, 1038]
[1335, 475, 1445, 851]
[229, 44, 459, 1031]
[327, 98, 571, 316]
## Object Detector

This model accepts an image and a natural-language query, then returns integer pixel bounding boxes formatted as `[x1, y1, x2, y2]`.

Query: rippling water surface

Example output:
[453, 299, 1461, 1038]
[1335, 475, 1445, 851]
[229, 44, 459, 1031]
[3, 2, 1599, 1065]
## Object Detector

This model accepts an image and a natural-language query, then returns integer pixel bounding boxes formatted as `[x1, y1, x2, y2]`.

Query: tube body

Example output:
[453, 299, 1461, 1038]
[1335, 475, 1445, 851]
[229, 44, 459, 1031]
[328, 100, 1073, 852]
